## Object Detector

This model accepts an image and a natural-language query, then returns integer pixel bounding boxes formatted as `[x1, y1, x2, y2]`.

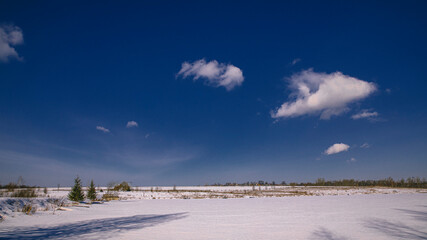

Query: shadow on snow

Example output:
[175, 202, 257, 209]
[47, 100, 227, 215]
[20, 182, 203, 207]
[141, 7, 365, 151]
[395, 208, 427, 222]
[0, 212, 188, 239]
[364, 218, 427, 240]
[310, 227, 349, 240]
[364, 207, 427, 240]
[311, 206, 427, 240]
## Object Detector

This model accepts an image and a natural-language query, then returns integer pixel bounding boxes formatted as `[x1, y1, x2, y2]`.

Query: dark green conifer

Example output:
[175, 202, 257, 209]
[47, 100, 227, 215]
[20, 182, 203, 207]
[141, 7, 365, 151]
[68, 176, 85, 202]
[87, 179, 97, 201]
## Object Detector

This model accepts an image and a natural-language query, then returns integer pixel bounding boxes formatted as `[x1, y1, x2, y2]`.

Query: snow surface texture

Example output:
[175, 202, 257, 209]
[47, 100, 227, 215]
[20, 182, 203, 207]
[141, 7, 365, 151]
[0, 186, 424, 217]
[0, 187, 426, 239]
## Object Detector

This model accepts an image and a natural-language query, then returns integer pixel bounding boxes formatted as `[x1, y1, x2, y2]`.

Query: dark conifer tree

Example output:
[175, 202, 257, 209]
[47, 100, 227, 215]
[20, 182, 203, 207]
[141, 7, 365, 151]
[87, 179, 97, 201]
[68, 176, 85, 202]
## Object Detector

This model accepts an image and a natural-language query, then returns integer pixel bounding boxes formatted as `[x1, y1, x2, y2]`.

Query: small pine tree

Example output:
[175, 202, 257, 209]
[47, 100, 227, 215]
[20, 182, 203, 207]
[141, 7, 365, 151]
[68, 176, 85, 202]
[87, 179, 97, 201]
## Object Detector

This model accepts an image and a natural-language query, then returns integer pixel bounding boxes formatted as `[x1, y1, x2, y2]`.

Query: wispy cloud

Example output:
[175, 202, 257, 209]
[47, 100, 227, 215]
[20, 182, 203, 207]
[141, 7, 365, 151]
[0, 136, 200, 186]
[0, 149, 146, 186]
[351, 110, 378, 120]
[96, 126, 110, 133]
[271, 69, 377, 120]
[347, 157, 357, 163]
[126, 121, 138, 128]
[360, 143, 370, 148]
[324, 143, 350, 155]
[177, 59, 244, 91]
[291, 58, 301, 65]
[102, 146, 199, 168]
[0, 126, 201, 186]
[0, 24, 24, 62]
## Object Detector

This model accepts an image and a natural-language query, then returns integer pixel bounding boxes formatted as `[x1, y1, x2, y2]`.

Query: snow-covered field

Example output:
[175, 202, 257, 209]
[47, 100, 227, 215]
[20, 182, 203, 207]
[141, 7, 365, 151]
[0, 187, 426, 239]
[5, 185, 422, 200]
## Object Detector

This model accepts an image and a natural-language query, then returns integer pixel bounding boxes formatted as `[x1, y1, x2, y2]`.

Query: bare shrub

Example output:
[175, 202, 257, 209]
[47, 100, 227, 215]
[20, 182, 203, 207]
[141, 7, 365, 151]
[6, 183, 17, 192]
[107, 181, 116, 192]
[12, 188, 37, 198]
[102, 192, 119, 201]
[113, 181, 131, 191]
[21, 204, 36, 215]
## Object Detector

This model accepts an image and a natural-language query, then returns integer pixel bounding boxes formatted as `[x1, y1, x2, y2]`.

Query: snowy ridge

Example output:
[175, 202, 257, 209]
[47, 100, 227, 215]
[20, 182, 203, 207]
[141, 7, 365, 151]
[0, 197, 69, 217]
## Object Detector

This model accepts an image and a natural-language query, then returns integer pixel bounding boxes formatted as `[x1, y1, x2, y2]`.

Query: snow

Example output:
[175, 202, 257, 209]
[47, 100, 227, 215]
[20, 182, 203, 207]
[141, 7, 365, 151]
[21, 185, 422, 200]
[0, 188, 426, 239]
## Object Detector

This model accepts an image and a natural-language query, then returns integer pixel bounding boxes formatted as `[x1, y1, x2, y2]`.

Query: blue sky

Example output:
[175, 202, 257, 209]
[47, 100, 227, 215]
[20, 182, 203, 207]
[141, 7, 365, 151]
[1, 1, 426, 186]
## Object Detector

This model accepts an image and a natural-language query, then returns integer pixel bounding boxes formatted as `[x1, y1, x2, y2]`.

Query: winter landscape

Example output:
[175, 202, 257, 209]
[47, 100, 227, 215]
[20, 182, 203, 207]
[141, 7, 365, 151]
[1, 0, 427, 239]
[1, 185, 427, 239]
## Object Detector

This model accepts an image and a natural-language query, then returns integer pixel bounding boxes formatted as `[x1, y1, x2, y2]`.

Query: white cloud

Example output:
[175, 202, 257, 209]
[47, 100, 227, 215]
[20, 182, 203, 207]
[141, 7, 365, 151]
[347, 157, 357, 163]
[271, 69, 377, 120]
[0, 24, 24, 62]
[96, 126, 110, 133]
[126, 121, 138, 128]
[324, 143, 350, 155]
[351, 110, 378, 120]
[177, 59, 244, 91]
[291, 58, 301, 65]
[360, 143, 370, 148]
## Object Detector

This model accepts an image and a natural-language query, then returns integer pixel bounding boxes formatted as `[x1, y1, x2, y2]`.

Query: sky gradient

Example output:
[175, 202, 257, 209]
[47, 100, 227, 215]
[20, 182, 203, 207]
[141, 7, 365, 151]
[1, 1, 426, 186]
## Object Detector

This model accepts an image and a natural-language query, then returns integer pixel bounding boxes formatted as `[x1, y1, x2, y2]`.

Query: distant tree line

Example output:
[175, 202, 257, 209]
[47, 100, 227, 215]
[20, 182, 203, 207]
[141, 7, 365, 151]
[210, 180, 286, 187]
[208, 177, 427, 188]
[0, 183, 38, 190]
[0, 176, 38, 191]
